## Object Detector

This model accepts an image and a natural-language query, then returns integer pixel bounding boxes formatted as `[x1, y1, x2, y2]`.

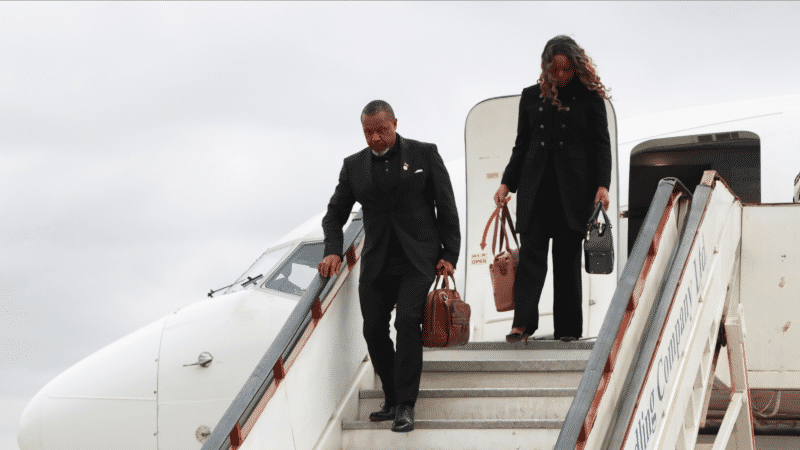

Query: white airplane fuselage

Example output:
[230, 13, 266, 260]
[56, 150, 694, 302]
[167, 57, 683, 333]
[18, 94, 800, 449]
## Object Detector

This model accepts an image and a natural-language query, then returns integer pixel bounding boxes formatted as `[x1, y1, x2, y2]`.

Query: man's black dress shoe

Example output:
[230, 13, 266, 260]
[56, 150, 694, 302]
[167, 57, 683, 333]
[391, 405, 415, 432]
[559, 336, 577, 342]
[368, 403, 397, 422]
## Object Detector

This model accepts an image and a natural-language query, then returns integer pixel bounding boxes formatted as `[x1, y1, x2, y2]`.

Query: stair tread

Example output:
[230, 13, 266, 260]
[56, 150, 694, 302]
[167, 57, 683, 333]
[414, 370, 584, 388]
[342, 418, 564, 430]
[423, 339, 594, 351]
[423, 348, 592, 362]
[359, 387, 578, 398]
[422, 359, 587, 372]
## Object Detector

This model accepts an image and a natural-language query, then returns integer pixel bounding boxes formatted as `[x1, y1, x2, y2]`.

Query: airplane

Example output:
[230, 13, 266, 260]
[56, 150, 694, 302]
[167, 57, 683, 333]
[18, 92, 800, 450]
[795, 170, 800, 203]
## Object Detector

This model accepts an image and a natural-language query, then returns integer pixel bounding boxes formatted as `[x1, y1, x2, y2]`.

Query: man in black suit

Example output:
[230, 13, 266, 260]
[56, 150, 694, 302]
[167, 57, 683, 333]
[318, 100, 460, 432]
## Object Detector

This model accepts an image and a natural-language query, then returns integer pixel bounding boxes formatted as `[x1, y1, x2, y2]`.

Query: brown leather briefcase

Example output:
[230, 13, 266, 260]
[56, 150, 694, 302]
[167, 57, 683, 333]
[422, 274, 470, 347]
[481, 205, 519, 312]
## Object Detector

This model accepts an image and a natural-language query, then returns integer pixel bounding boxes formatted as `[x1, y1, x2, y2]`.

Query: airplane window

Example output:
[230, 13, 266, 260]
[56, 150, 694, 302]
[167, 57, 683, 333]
[262, 242, 325, 297]
[225, 245, 293, 295]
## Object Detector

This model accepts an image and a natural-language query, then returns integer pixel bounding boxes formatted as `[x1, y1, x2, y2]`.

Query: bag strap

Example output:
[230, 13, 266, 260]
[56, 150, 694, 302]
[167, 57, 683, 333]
[432, 274, 458, 293]
[442, 274, 457, 293]
[496, 205, 519, 254]
[481, 207, 501, 254]
[500, 205, 519, 250]
[485, 205, 520, 255]
[497, 207, 506, 254]
[586, 203, 613, 239]
[493, 208, 501, 255]
[600, 204, 611, 227]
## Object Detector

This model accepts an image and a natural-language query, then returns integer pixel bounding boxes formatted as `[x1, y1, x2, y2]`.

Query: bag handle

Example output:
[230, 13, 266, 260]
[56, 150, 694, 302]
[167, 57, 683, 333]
[480, 207, 501, 254]
[432, 273, 458, 293]
[500, 205, 519, 250]
[586, 203, 612, 240]
[496, 205, 519, 255]
[498, 208, 508, 254]
[490, 207, 503, 256]
[482, 205, 520, 256]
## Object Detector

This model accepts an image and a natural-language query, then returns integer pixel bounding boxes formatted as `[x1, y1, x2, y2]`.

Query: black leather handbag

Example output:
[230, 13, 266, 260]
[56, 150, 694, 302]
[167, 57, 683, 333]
[584, 203, 614, 274]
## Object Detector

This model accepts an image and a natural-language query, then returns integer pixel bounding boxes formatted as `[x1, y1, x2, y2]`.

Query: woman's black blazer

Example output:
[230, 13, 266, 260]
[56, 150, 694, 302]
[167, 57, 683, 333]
[501, 83, 611, 234]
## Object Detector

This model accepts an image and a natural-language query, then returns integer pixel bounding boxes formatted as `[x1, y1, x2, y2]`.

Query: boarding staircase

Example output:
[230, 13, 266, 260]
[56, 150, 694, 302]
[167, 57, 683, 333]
[199, 170, 800, 450]
[341, 339, 592, 449]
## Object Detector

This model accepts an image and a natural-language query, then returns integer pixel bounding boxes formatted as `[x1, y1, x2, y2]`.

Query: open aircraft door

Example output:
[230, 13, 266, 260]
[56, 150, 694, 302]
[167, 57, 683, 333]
[464, 95, 619, 341]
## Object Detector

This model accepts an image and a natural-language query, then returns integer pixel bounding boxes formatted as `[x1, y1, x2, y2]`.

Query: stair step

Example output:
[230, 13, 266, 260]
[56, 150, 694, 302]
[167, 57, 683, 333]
[340, 427, 561, 450]
[422, 358, 588, 372]
[343, 418, 563, 430]
[342, 342, 593, 448]
[417, 369, 585, 388]
[423, 339, 595, 351]
[376, 347, 592, 389]
[360, 387, 578, 398]
[358, 388, 577, 421]
[424, 347, 592, 362]
[422, 347, 592, 373]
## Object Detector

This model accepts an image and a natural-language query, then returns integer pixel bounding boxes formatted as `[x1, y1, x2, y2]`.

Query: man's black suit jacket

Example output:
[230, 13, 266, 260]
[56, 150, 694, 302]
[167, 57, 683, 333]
[501, 83, 612, 234]
[322, 134, 460, 282]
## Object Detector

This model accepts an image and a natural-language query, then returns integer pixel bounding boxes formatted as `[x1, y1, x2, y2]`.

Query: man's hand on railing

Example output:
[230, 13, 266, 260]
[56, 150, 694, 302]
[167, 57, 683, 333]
[436, 259, 455, 277]
[318, 254, 342, 278]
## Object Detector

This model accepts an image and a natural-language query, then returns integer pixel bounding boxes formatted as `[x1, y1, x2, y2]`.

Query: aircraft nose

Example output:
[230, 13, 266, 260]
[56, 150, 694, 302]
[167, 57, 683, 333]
[17, 391, 45, 450]
[17, 317, 166, 450]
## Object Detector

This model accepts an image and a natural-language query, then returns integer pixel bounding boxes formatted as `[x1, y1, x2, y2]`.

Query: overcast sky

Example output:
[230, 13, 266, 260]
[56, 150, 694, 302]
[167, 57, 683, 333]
[3, 2, 800, 448]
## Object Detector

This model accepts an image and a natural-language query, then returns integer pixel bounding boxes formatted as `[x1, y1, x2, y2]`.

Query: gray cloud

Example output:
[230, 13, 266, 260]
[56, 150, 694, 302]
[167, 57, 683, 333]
[3, 2, 800, 448]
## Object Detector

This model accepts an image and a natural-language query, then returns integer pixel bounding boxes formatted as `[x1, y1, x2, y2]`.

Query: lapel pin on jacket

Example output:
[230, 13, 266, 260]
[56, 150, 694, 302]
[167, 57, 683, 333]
[403, 162, 408, 171]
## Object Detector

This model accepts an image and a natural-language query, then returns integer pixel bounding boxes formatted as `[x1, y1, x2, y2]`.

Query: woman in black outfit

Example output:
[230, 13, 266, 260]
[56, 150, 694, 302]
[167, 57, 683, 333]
[494, 35, 612, 343]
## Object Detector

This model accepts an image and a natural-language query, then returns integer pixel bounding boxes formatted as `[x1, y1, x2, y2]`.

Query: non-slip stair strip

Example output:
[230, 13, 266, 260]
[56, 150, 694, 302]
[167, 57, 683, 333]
[342, 419, 564, 430]
[359, 387, 578, 399]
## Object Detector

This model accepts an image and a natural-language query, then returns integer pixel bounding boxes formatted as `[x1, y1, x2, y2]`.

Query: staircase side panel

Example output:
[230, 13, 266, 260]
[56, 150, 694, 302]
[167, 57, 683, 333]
[740, 204, 800, 389]
[583, 197, 685, 449]
[239, 259, 368, 450]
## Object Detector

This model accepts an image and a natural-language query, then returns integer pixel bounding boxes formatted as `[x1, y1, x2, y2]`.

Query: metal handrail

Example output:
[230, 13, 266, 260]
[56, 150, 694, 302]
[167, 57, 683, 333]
[201, 209, 365, 450]
[602, 171, 742, 449]
[555, 178, 691, 449]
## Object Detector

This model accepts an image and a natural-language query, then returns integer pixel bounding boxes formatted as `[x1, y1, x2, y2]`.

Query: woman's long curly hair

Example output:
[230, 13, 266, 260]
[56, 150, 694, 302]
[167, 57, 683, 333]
[538, 35, 611, 110]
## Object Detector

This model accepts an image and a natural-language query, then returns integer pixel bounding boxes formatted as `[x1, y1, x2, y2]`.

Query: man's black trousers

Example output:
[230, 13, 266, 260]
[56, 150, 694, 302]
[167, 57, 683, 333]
[359, 256, 435, 407]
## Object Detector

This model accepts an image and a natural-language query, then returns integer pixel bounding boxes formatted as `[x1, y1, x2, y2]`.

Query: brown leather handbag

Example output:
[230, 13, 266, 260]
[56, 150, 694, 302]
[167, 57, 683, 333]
[481, 206, 520, 312]
[422, 274, 470, 347]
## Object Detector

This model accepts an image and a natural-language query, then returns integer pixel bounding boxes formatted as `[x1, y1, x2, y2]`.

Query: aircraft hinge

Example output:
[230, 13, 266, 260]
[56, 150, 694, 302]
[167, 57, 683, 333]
[312, 299, 323, 325]
[229, 422, 243, 449]
[273, 357, 286, 386]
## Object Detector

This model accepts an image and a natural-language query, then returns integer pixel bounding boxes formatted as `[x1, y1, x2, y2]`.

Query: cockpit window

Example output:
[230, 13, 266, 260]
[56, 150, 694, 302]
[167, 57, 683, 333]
[225, 244, 293, 295]
[261, 242, 325, 297]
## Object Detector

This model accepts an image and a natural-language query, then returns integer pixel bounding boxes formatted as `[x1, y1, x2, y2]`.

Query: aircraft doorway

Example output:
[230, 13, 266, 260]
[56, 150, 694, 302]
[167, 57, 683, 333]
[627, 131, 761, 253]
[463, 95, 620, 341]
